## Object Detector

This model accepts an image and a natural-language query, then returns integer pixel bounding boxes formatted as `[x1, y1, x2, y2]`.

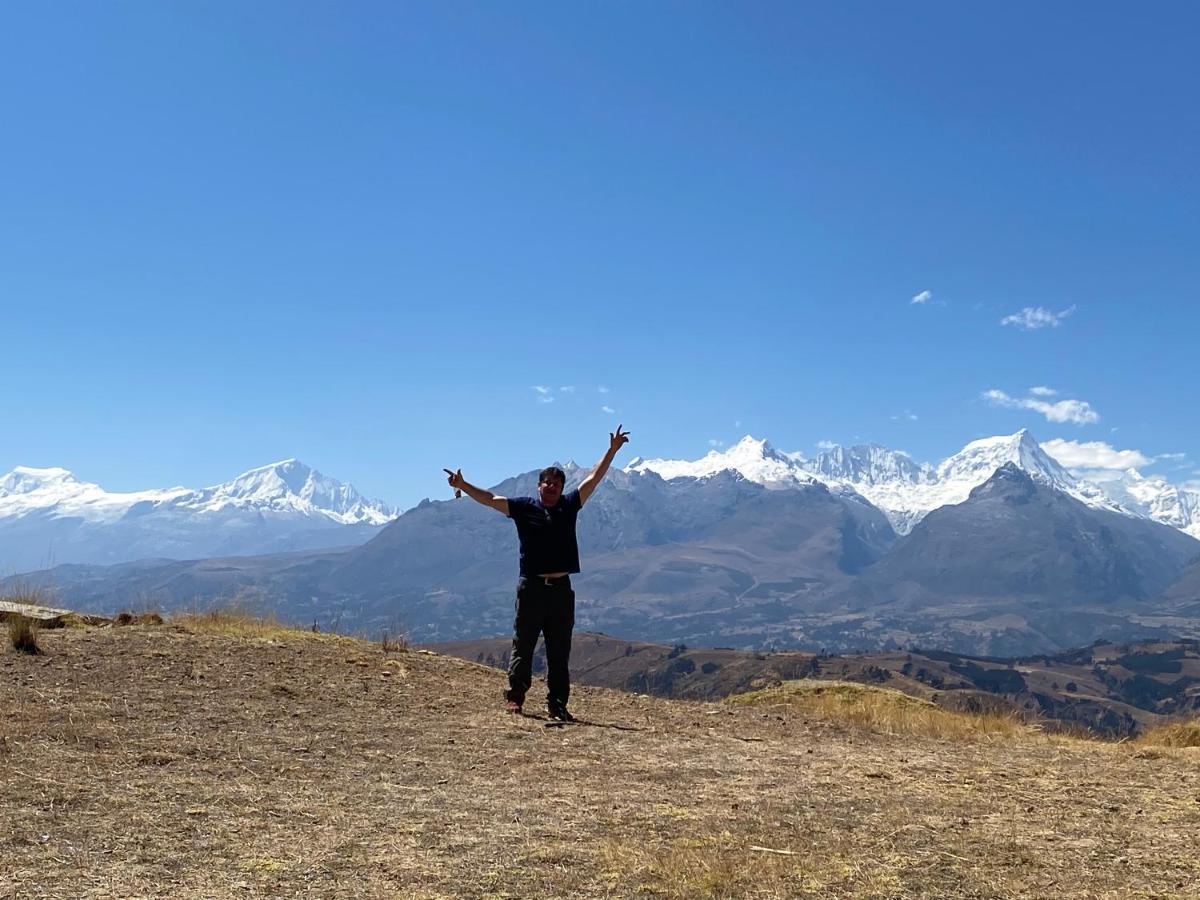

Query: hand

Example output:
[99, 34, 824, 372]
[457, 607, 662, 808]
[443, 468, 465, 498]
[609, 424, 631, 453]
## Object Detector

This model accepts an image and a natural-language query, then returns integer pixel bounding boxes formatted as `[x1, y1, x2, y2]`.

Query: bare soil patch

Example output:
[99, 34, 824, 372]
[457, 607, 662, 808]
[2, 623, 1199, 898]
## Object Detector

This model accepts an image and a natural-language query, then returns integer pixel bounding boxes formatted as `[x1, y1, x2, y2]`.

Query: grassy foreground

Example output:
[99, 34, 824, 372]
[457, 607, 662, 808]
[2, 617, 1199, 899]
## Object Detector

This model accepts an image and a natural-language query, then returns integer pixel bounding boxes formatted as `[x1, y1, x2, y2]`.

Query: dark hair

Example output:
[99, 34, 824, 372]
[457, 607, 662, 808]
[538, 466, 566, 487]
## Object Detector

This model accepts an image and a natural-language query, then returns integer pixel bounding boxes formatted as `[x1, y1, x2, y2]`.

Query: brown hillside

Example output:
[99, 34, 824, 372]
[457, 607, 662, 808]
[3, 622, 1200, 898]
[432, 633, 1200, 738]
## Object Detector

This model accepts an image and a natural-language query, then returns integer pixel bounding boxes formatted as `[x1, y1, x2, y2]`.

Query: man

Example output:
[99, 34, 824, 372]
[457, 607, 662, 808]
[444, 426, 630, 721]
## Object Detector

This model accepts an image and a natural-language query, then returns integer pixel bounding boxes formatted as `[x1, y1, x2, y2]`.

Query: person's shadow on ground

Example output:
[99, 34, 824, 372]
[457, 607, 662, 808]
[518, 712, 643, 732]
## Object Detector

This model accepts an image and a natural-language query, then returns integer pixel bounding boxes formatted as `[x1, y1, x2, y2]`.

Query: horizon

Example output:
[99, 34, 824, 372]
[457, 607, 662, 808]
[2, 426, 1190, 511]
[4, 3, 1198, 511]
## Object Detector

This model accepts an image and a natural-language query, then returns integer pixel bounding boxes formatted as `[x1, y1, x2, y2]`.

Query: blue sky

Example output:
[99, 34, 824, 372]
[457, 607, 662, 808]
[2, 2, 1197, 508]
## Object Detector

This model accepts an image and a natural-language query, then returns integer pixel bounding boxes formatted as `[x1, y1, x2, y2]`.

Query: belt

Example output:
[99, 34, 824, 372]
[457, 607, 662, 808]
[534, 574, 571, 587]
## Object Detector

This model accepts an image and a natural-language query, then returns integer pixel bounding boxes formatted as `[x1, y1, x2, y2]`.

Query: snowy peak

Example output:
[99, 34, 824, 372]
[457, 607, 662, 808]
[198, 459, 396, 525]
[621, 429, 1147, 537]
[625, 435, 819, 489]
[937, 430, 1122, 514]
[807, 444, 932, 485]
[0, 460, 396, 528]
[210, 459, 317, 501]
[0, 466, 83, 496]
[0, 465, 177, 523]
[1059, 465, 1200, 541]
[937, 429, 1070, 488]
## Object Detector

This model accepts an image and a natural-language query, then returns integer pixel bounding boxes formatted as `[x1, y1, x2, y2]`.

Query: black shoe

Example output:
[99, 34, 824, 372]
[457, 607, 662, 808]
[548, 707, 576, 722]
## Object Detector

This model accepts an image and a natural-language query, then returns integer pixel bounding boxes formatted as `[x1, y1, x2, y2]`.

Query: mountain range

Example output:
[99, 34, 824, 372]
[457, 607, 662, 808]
[0, 459, 395, 572]
[632, 429, 1198, 539]
[6, 430, 1200, 656]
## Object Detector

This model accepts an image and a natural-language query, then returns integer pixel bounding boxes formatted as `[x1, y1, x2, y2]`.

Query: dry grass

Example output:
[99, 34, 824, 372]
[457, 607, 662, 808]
[380, 628, 408, 653]
[727, 679, 1030, 741]
[4, 624, 1200, 898]
[1137, 719, 1200, 748]
[0, 582, 58, 609]
[599, 833, 810, 898]
[172, 605, 341, 642]
[7, 617, 40, 655]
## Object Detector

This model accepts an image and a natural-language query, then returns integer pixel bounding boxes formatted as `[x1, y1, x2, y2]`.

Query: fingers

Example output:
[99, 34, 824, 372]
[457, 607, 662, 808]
[443, 468, 455, 476]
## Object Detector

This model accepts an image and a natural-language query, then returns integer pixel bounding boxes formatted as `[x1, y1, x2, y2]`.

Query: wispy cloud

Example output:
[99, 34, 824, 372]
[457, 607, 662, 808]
[532, 385, 554, 404]
[890, 410, 918, 421]
[983, 388, 1099, 425]
[598, 386, 610, 394]
[911, 289, 933, 305]
[1042, 439, 1150, 470]
[708, 439, 724, 448]
[559, 385, 575, 394]
[601, 405, 615, 415]
[1000, 305, 1076, 330]
[1029, 385, 1058, 397]
[1157, 452, 1187, 462]
[816, 440, 838, 451]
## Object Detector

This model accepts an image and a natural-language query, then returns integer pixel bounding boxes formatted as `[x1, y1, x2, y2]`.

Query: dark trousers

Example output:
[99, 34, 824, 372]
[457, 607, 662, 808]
[505, 576, 575, 711]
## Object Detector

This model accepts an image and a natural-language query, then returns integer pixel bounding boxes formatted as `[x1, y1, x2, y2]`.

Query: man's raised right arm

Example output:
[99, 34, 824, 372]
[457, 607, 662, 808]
[444, 468, 509, 516]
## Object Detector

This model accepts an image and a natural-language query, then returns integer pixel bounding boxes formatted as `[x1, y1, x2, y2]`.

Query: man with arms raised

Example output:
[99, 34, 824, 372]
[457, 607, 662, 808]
[444, 426, 631, 722]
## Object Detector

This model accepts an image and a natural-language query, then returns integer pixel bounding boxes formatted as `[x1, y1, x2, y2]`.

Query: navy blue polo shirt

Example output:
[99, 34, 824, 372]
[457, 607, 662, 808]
[507, 489, 582, 576]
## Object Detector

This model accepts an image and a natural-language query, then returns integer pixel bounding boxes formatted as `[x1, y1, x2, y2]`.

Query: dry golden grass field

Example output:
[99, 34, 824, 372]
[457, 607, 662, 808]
[3, 614, 1200, 899]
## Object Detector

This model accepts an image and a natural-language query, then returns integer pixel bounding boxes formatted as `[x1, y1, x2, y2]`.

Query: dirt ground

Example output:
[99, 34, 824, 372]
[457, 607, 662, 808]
[2, 623, 1199, 899]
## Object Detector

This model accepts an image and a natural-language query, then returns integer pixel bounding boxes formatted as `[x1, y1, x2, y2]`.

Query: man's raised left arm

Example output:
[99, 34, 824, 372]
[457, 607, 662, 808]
[578, 425, 631, 507]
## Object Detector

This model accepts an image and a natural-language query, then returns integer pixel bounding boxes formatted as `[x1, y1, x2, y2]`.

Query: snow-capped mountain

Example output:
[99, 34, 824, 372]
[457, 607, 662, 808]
[866, 430, 1124, 534]
[1070, 469, 1200, 541]
[173, 459, 394, 525]
[806, 443, 933, 486]
[0, 460, 393, 526]
[0, 466, 193, 524]
[0, 460, 396, 571]
[627, 437, 822, 489]
[626, 430, 1179, 538]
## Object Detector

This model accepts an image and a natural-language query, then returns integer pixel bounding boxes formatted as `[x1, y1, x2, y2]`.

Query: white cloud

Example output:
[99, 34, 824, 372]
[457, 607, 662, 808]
[601, 405, 615, 415]
[816, 440, 837, 451]
[559, 385, 575, 394]
[1157, 452, 1186, 461]
[533, 386, 551, 395]
[532, 386, 554, 403]
[708, 439, 723, 448]
[1000, 305, 1076, 330]
[911, 290, 933, 305]
[1042, 439, 1151, 470]
[1029, 386, 1058, 397]
[598, 386, 610, 394]
[983, 388, 1100, 425]
[890, 410, 918, 421]
[782, 450, 806, 462]
[734, 420, 741, 428]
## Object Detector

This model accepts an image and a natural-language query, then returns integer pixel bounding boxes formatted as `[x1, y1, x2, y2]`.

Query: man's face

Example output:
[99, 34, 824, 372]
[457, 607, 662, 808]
[538, 475, 565, 506]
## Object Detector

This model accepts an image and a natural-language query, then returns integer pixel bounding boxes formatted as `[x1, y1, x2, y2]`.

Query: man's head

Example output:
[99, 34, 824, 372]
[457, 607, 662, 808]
[538, 466, 566, 506]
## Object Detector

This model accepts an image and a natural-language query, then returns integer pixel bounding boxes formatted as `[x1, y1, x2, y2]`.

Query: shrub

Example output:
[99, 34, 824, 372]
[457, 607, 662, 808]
[1136, 720, 1200, 748]
[727, 680, 1029, 741]
[8, 616, 41, 655]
